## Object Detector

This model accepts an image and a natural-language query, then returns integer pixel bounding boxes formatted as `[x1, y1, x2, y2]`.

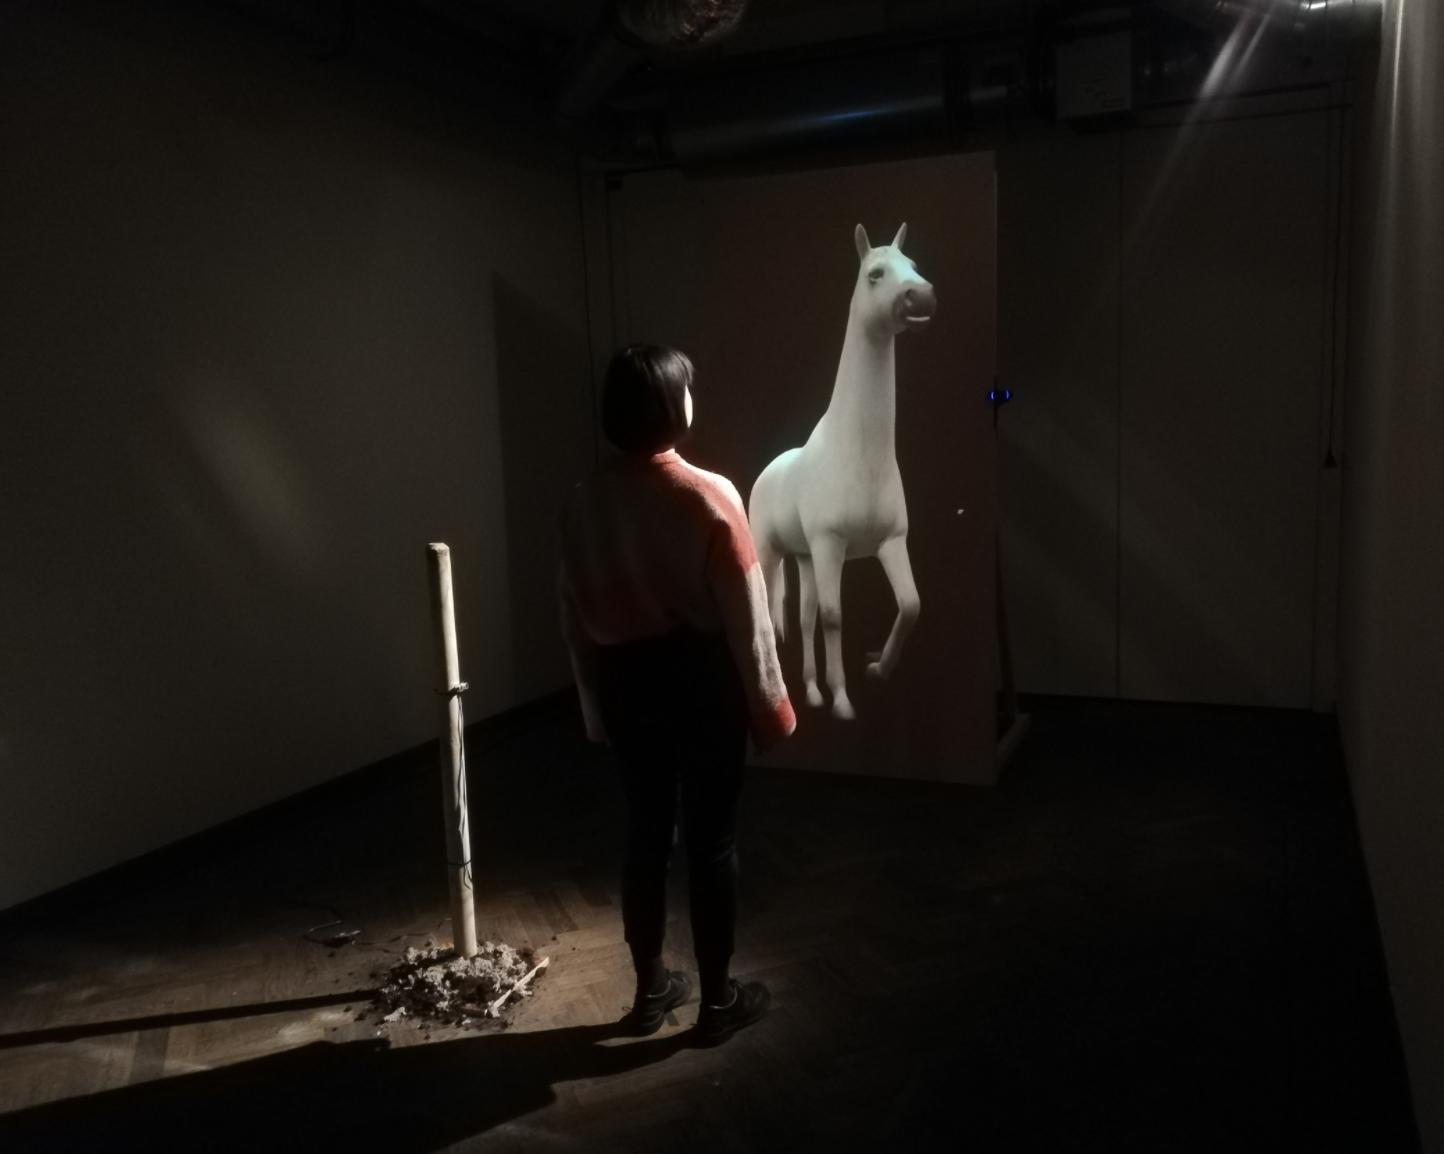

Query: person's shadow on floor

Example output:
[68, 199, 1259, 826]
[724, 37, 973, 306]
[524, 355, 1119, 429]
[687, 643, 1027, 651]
[0, 1020, 693, 1153]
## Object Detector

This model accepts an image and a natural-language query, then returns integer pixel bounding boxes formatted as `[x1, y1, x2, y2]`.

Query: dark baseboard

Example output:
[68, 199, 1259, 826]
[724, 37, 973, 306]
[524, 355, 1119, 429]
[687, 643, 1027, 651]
[1018, 691, 1328, 718]
[0, 688, 576, 930]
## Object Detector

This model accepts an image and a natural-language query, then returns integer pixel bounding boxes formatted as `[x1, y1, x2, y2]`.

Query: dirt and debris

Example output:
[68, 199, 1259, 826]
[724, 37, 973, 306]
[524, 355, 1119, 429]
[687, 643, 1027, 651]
[364, 941, 548, 1032]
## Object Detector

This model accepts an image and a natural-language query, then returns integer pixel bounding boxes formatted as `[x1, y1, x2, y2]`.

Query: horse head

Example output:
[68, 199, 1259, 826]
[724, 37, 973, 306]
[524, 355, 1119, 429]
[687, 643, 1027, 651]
[851, 222, 937, 339]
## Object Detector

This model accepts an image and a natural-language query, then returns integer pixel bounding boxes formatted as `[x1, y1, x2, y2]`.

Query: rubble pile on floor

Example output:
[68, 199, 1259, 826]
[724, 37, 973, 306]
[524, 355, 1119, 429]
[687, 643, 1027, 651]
[368, 941, 547, 1031]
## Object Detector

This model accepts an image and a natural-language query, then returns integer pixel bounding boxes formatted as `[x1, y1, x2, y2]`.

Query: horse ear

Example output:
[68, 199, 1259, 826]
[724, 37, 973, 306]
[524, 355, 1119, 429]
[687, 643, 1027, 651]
[854, 223, 871, 262]
[891, 222, 908, 251]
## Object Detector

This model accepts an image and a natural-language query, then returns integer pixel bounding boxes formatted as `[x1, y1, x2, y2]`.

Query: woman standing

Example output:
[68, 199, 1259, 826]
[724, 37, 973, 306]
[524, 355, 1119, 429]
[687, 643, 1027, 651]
[558, 345, 796, 1044]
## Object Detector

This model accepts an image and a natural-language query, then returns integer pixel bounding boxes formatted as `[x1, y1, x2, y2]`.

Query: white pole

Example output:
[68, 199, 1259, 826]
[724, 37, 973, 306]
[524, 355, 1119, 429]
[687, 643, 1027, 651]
[427, 542, 478, 958]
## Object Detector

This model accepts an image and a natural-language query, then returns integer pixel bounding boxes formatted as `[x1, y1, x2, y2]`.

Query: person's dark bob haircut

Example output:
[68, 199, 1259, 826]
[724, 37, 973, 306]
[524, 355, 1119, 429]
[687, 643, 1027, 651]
[601, 344, 694, 455]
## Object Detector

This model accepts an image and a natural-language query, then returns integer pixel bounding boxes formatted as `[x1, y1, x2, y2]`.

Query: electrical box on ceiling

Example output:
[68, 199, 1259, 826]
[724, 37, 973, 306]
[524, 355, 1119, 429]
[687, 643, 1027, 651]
[1055, 31, 1133, 120]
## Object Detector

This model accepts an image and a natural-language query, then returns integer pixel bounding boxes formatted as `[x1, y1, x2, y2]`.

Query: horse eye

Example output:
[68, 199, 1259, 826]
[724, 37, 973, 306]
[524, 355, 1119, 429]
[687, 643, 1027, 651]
[868, 268, 884, 282]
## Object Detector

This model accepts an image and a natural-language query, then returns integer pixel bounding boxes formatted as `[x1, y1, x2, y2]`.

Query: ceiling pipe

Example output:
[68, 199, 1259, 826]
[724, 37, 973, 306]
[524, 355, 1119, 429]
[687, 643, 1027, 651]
[667, 49, 948, 167]
[658, 40, 1025, 170]
[576, 0, 1375, 171]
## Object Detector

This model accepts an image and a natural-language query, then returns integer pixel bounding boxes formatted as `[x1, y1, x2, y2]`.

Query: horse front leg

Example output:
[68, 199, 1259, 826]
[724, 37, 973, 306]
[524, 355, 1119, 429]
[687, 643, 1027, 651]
[868, 535, 921, 682]
[796, 555, 824, 708]
[809, 534, 854, 720]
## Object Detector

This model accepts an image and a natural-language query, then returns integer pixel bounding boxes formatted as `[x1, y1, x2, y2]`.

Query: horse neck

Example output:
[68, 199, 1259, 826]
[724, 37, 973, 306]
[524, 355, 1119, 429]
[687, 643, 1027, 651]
[822, 314, 896, 460]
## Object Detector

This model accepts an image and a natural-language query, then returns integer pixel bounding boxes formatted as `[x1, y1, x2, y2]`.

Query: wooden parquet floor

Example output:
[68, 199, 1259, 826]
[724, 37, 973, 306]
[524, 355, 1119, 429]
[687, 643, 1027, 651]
[0, 700, 1421, 1153]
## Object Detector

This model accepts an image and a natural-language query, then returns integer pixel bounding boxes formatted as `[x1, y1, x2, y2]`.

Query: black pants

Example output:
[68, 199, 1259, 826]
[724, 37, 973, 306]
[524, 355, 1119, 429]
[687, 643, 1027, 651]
[596, 629, 749, 977]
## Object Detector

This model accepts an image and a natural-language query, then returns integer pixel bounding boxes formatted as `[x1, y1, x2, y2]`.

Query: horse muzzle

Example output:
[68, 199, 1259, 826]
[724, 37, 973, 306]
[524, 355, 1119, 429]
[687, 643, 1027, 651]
[896, 282, 936, 331]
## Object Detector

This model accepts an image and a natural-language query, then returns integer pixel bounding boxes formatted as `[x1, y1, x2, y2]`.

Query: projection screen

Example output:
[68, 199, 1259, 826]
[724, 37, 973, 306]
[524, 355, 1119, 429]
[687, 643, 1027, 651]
[606, 152, 997, 785]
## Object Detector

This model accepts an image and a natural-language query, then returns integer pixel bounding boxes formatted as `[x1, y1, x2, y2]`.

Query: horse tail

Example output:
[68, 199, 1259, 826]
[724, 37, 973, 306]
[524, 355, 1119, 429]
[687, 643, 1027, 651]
[768, 550, 789, 644]
[753, 533, 788, 644]
[748, 455, 792, 643]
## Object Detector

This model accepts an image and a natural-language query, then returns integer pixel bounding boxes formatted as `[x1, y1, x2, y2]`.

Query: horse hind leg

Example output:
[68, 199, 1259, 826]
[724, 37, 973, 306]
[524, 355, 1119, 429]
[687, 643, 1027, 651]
[796, 555, 824, 708]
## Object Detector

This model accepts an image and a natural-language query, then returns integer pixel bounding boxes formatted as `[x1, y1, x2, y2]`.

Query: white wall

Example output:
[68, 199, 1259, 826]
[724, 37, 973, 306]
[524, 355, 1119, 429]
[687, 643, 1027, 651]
[1118, 112, 1330, 707]
[1341, 0, 1444, 1146]
[997, 131, 1120, 697]
[0, 2, 594, 910]
[998, 108, 1340, 708]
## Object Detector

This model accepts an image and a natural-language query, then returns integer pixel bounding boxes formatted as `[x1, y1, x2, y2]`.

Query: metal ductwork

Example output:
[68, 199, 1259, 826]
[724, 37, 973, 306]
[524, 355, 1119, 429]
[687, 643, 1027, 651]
[664, 44, 1024, 170]
[1155, 0, 1382, 42]
[571, 0, 1381, 171]
[668, 49, 950, 168]
[1124, 0, 1380, 113]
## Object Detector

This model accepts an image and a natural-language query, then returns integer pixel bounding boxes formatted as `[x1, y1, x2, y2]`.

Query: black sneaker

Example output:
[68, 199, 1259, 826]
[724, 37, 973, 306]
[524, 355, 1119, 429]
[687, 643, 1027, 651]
[619, 970, 692, 1036]
[693, 979, 770, 1046]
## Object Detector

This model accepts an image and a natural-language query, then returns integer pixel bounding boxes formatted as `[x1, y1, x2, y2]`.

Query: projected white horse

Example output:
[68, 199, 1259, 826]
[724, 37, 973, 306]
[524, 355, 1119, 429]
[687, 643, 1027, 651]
[748, 223, 936, 720]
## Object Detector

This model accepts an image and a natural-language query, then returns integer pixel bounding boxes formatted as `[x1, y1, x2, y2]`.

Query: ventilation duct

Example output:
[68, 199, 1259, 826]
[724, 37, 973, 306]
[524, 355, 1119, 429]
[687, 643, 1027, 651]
[664, 44, 1024, 170]
[1155, 0, 1382, 42]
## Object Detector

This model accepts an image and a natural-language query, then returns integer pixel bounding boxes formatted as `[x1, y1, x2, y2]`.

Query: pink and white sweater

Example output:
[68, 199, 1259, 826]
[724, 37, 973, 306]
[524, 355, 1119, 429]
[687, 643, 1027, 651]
[558, 449, 796, 751]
